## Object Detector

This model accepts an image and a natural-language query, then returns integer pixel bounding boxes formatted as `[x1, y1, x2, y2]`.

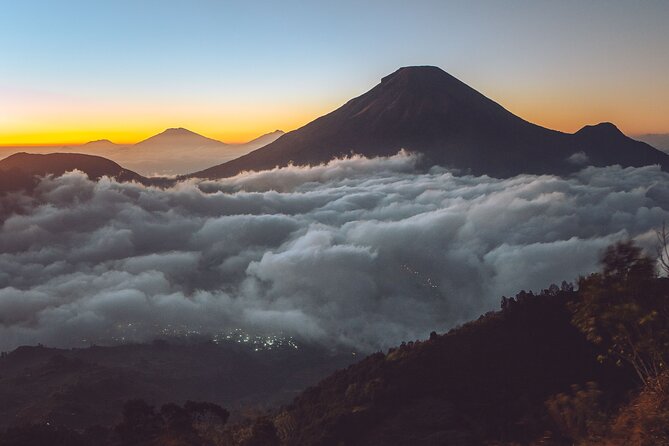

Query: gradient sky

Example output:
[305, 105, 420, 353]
[1, 0, 668, 145]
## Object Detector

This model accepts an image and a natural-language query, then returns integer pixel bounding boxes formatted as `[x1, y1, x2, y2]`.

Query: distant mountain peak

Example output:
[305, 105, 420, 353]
[576, 122, 625, 138]
[136, 128, 226, 147]
[189, 66, 669, 179]
[85, 139, 114, 144]
[381, 65, 448, 82]
[237, 130, 285, 151]
[161, 127, 197, 136]
[379, 66, 467, 94]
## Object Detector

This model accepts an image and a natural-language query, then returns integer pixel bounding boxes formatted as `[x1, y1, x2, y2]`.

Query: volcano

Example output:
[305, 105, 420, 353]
[190, 66, 668, 178]
[135, 127, 227, 149]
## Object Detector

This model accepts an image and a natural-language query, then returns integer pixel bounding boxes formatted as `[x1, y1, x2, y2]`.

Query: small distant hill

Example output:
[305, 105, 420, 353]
[0, 152, 151, 193]
[634, 133, 669, 153]
[73, 129, 284, 176]
[0, 129, 285, 177]
[242, 129, 285, 150]
[82, 139, 118, 148]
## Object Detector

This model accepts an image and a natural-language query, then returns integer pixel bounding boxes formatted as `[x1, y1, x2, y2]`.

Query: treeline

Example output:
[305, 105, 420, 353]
[2, 237, 669, 445]
[0, 399, 281, 446]
[542, 239, 669, 445]
[269, 238, 669, 445]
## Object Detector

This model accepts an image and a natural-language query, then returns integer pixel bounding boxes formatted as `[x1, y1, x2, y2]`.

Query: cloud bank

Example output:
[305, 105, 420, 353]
[0, 152, 668, 352]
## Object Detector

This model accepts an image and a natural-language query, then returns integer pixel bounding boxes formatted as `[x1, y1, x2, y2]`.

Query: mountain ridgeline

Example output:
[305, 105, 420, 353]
[0, 153, 143, 182]
[0, 128, 286, 177]
[134, 127, 229, 149]
[190, 66, 669, 179]
[1, 67, 667, 182]
[0, 153, 173, 194]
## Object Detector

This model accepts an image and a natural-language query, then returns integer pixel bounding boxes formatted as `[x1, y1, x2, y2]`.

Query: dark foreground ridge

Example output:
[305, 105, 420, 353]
[0, 341, 353, 432]
[270, 242, 669, 445]
[190, 66, 668, 179]
[1, 242, 668, 444]
[272, 288, 631, 445]
[0, 153, 171, 193]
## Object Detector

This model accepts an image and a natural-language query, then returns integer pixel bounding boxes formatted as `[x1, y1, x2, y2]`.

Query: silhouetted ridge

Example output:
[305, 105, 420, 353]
[274, 290, 635, 445]
[161, 127, 199, 136]
[379, 66, 491, 104]
[84, 138, 116, 146]
[0, 152, 140, 180]
[136, 128, 226, 147]
[575, 122, 625, 138]
[190, 66, 669, 179]
[573, 121, 667, 168]
[382, 65, 444, 81]
[0, 152, 162, 193]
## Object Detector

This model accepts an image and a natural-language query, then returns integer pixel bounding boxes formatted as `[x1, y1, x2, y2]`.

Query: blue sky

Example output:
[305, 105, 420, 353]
[2, 0, 668, 144]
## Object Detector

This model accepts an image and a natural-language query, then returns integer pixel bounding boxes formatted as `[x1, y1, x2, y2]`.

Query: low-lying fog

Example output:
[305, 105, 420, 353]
[1, 152, 667, 352]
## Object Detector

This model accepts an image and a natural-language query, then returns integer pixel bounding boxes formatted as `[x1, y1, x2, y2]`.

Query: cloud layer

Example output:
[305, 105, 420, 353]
[0, 152, 667, 352]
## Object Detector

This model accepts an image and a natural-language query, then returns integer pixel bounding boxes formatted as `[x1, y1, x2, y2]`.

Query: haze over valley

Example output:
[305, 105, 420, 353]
[1, 150, 668, 352]
[0, 129, 284, 176]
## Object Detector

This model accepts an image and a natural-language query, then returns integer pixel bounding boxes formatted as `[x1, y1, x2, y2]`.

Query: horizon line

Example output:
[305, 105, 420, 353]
[0, 128, 286, 148]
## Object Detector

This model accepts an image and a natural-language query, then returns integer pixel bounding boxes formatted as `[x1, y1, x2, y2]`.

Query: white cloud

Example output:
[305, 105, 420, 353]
[568, 151, 589, 165]
[0, 153, 667, 351]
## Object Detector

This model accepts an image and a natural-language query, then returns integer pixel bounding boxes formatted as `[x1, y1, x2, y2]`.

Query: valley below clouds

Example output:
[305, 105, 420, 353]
[1, 151, 667, 352]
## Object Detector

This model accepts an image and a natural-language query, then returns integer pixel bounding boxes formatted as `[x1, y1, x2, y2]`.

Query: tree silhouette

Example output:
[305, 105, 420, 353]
[571, 241, 669, 388]
[657, 222, 669, 276]
[114, 399, 163, 445]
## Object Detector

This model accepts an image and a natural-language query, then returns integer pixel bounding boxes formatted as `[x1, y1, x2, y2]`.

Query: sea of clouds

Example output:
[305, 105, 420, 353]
[0, 151, 668, 352]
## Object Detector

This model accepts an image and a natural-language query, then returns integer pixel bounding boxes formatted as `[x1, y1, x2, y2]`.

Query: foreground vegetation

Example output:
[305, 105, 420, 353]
[1, 239, 668, 445]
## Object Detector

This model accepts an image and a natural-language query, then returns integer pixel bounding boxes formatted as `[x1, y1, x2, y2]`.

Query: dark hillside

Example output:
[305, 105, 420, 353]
[0, 341, 353, 431]
[275, 289, 634, 445]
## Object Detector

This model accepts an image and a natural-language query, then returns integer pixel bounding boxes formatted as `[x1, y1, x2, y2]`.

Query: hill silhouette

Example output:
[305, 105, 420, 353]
[83, 139, 117, 148]
[243, 129, 285, 149]
[0, 153, 167, 194]
[134, 127, 227, 149]
[634, 133, 669, 153]
[0, 288, 638, 445]
[0, 341, 353, 432]
[272, 288, 635, 445]
[0, 152, 144, 181]
[0, 129, 286, 177]
[1, 246, 668, 444]
[190, 66, 668, 179]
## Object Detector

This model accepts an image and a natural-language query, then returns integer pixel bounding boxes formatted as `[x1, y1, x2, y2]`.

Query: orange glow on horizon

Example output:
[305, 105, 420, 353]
[1, 90, 667, 147]
[0, 128, 282, 147]
[0, 111, 320, 147]
[0, 88, 334, 147]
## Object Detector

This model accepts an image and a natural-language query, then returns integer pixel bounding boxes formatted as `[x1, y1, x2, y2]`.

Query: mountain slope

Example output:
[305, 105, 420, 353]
[102, 128, 282, 176]
[0, 152, 152, 193]
[135, 127, 227, 149]
[242, 129, 285, 150]
[634, 133, 669, 153]
[191, 66, 669, 179]
[0, 342, 353, 431]
[274, 290, 634, 445]
[83, 139, 118, 148]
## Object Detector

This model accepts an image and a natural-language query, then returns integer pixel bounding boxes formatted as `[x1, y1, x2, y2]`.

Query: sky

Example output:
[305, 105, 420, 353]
[1, 0, 668, 145]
